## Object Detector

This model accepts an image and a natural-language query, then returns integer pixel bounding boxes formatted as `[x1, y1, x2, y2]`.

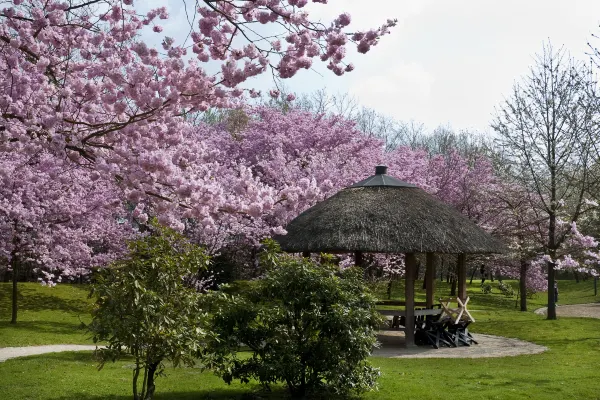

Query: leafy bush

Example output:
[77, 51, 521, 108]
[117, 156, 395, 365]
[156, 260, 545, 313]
[526, 287, 538, 299]
[498, 281, 516, 297]
[205, 242, 382, 398]
[87, 223, 211, 400]
[481, 283, 492, 294]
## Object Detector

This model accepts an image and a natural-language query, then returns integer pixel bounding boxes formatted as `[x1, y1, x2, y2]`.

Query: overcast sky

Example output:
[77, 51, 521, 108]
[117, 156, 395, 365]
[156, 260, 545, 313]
[143, 1, 600, 134]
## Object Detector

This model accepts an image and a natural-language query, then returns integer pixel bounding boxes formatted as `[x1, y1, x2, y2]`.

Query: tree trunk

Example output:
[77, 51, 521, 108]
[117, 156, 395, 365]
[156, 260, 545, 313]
[133, 365, 141, 400]
[144, 362, 159, 400]
[573, 270, 580, 283]
[469, 267, 476, 285]
[547, 202, 557, 320]
[450, 276, 457, 297]
[449, 260, 458, 296]
[404, 253, 417, 347]
[547, 261, 556, 320]
[519, 260, 528, 312]
[457, 254, 467, 301]
[425, 253, 436, 308]
[10, 260, 18, 324]
[440, 259, 445, 281]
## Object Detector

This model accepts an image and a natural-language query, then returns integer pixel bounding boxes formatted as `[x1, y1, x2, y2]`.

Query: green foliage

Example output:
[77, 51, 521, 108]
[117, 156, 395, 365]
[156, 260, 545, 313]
[206, 247, 383, 398]
[481, 283, 492, 294]
[498, 281, 516, 297]
[87, 223, 211, 400]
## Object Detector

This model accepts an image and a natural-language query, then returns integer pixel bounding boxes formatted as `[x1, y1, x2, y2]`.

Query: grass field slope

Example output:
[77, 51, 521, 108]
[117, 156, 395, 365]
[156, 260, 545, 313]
[0, 280, 598, 399]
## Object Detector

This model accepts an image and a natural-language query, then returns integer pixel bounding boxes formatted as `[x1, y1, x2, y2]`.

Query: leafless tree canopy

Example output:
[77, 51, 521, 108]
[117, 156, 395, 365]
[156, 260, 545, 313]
[492, 43, 600, 319]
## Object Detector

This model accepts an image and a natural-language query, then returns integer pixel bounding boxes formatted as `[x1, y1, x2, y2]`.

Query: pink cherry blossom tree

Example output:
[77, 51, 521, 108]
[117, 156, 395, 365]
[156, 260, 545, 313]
[0, 151, 131, 323]
[0, 0, 394, 220]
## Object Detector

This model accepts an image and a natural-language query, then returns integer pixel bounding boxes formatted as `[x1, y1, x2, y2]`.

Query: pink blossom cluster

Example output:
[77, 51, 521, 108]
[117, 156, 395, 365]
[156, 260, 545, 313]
[182, 107, 510, 259]
[0, 151, 132, 283]
[0, 0, 393, 229]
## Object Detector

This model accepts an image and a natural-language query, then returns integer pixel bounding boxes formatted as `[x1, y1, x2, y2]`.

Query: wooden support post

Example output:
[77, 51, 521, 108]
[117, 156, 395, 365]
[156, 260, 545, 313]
[404, 253, 416, 347]
[457, 253, 467, 301]
[425, 253, 437, 308]
[354, 251, 364, 268]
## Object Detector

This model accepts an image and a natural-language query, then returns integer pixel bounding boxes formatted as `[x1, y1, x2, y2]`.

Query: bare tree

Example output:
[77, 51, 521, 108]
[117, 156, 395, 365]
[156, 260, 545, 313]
[492, 43, 599, 320]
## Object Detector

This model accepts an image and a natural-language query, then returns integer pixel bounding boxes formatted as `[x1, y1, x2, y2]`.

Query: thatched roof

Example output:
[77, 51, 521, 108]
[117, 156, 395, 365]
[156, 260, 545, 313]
[276, 166, 506, 254]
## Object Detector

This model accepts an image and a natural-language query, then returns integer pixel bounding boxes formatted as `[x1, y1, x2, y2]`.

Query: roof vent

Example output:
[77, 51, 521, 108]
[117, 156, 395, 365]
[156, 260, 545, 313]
[375, 165, 388, 175]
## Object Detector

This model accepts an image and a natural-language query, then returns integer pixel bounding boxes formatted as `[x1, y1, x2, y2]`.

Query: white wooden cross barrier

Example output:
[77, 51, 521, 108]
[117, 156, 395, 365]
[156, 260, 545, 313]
[439, 296, 475, 325]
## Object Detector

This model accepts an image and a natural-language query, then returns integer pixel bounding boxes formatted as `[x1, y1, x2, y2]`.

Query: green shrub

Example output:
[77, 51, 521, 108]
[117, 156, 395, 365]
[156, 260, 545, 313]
[526, 287, 538, 299]
[205, 242, 382, 398]
[498, 281, 516, 297]
[87, 223, 211, 400]
[481, 283, 492, 294]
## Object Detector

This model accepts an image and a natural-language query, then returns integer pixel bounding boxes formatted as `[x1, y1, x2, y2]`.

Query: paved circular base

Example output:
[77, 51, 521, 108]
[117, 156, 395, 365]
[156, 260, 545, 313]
[372, 330, 547, 358]
[534, 303, 600, 318]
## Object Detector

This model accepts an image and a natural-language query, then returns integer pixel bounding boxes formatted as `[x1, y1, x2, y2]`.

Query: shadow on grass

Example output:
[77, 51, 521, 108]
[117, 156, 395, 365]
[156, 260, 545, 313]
[54, 389, 355, 400]
[54, 389, 285, 400]
[0, 286, 90, 317]
[0, 320, 86, 335]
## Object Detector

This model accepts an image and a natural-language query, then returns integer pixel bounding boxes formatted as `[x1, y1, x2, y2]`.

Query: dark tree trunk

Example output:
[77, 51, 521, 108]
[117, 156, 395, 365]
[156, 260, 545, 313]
[547, 205, 557, 320]
[547, 261, 556, 319]
[490, 272, 494, 282]
[450, 276, 457, 297]
[519, 260, 528, 312]
[573, 270, 580, 283]
[133, 365, 141, 400]
[440, 259, 445, 281]
[10, 260, 18, 324]
[449, 260, 459, 297]
[480, 264, 486, 285]
[144, 362, 159, 400]
[469, 267, 476, 285]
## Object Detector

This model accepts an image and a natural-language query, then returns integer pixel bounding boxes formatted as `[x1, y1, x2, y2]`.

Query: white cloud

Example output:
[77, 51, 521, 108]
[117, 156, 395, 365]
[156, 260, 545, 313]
[139, 0, 600, 133]
[350, 62, 435, 120]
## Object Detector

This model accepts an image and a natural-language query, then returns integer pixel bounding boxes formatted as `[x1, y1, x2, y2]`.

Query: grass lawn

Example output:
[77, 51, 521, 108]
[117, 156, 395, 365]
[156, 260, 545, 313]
[0, 279, 599, 399]
[0, 283, 92, 347]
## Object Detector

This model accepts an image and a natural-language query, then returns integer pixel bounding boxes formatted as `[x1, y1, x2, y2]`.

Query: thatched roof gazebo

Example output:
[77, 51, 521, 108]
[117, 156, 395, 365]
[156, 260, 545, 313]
[275, 165, 506, 346]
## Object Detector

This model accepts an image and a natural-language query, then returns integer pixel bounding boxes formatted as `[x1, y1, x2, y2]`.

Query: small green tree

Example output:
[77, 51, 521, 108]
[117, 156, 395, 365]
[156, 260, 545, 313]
[87, 223, 211, 400]
[206, 241, 383, 398]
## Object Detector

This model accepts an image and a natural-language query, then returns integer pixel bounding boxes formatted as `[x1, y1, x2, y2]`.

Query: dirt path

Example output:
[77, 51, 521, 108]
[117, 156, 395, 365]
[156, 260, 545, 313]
[0, 345, 97, 362]
[534, 303, 600, 318]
